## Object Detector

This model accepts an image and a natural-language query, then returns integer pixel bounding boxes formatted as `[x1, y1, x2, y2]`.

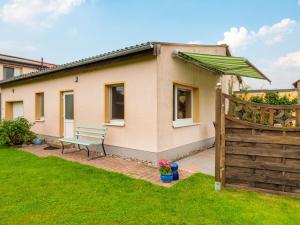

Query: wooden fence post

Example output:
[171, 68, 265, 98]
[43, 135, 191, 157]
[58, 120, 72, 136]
[215, 83, 225, 190]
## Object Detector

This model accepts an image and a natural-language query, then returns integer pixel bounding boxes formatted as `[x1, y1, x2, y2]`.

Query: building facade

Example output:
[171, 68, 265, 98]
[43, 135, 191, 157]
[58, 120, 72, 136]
[0, 42, 266, 163]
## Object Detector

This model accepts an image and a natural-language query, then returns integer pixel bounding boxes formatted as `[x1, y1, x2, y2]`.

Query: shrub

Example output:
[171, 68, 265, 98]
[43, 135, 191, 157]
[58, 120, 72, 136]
[249, 95, 264, 103]
[0, 117, 36, 145]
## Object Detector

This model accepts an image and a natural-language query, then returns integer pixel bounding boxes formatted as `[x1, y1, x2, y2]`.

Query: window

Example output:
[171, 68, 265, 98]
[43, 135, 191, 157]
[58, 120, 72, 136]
[35, 93, 44, 121]
[105, 83, 124, 126]
[173, 83, 199, 127]
[64, 93, 74, 120]
[3, 67, 22, 79]
[5, 101, 24, 120]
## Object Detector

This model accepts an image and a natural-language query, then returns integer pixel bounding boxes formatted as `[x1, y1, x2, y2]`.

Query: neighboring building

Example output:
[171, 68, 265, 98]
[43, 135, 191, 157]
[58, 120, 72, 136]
[0, 42, 268, 163]
[0, 54, 55, 118]
[0, 54, 55, 80]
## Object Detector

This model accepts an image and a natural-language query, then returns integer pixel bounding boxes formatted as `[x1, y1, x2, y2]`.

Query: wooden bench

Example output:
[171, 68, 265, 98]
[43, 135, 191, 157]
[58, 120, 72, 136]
[59, 126, 107, 158]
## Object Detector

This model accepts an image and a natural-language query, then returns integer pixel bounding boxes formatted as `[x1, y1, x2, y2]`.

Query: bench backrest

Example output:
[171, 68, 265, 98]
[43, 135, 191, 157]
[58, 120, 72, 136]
[74, 126, 106, 143]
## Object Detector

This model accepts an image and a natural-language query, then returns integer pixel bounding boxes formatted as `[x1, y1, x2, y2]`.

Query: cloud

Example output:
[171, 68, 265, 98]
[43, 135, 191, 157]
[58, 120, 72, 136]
[242, 51, 300, 89]
[218, 18, 297, 51]
[217, 27, 253, 49]
[299, 0, 300, 5]
[275, 50, 300, 68]
[256, 18, 297, 44]
[0, 0, 84, 27]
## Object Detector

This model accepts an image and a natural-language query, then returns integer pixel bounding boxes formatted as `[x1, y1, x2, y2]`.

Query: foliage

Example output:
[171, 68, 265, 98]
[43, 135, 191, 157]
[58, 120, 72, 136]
[0, 117, 36, 145]
[242, 91, 297, 105]
[249, 95, 264, 103]
[159, 160, 172, 175]
[1, 148, 300, 224]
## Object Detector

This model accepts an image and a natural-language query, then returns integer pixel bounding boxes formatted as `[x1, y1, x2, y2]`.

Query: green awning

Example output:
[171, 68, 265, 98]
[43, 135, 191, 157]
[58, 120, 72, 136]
[176, 52, 270, 82]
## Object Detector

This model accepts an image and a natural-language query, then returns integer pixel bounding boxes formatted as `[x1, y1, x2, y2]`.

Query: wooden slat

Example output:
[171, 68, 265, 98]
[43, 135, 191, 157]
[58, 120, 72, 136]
[226, 146, 300, 159]
[225, 158, 300, 173]
[226, 116, 300, 131]
[225, 134, 300, 145]
[226, 169, 300, 187]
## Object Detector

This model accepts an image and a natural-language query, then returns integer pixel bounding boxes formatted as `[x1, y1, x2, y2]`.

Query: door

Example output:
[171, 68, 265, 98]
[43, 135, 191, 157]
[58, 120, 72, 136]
[63, 92, 74, 138]
[12, 102, 23, 119]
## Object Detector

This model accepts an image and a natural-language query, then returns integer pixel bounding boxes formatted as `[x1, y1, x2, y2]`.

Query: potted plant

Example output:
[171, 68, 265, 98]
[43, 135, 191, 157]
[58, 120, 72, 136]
[159, 160, 173, 183]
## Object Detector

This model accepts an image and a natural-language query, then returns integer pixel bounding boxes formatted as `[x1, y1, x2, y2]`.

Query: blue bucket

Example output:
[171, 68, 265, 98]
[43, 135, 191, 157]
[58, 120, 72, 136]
[33, 138, 43, 145]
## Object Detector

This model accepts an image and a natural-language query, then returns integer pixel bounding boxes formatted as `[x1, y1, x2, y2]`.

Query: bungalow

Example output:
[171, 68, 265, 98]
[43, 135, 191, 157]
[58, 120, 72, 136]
[0, 42, 268, 163]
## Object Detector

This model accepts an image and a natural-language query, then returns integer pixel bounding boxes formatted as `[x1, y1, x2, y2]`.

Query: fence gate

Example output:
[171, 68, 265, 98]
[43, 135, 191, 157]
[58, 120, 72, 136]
[215, 85, 300, 197]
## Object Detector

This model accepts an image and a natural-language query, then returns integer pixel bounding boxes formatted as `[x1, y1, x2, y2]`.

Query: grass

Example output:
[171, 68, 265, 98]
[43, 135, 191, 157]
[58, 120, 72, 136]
[1, 148, 300, 225]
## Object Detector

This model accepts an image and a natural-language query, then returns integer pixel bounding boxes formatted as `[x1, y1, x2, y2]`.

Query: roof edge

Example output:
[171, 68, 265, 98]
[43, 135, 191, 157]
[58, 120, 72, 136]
[0, 42, 155, 86]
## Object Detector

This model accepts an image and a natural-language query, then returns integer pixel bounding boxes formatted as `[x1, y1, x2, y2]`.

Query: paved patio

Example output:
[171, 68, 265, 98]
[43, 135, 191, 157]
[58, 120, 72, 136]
[21, 145, 193, 187]
[176, 147, 215, 176]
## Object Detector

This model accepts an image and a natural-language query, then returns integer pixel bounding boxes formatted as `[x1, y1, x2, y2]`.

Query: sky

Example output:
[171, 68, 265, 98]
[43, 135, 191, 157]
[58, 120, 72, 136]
[0, 0, 300, 89]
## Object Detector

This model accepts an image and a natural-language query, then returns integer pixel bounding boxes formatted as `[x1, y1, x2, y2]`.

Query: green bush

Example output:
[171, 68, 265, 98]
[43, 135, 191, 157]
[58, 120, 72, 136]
[0, 117, 36, 145]
[249, 95, 264, 103]
[247, 91, 298, 105]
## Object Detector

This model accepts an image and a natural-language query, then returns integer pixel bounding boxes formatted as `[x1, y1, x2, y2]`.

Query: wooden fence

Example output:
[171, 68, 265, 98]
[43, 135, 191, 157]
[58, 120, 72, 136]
[215, 85, 300, 197]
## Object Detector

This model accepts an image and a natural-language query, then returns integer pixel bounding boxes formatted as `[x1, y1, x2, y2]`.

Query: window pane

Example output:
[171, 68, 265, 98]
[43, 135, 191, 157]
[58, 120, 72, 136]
[177, 88, 192, 119]
[111, 85, 124, 120]
[65, 94, 74, 120]
[40, 94, 44, 117]
[3, 67, 14, 80]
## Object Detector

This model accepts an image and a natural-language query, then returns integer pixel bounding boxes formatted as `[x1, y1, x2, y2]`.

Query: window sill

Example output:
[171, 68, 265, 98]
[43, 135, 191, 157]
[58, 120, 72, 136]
[172, 121, 201, 128]
[104, 121, 125, 127]
[35, 119, 45, 122]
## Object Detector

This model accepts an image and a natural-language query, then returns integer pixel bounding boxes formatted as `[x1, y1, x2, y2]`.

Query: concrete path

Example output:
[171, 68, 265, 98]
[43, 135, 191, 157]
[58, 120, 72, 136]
[176, 147, 215, 176]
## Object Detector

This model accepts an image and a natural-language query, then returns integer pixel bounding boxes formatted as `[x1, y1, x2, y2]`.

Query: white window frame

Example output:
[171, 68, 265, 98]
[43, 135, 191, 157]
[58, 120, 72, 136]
[173, 85, 193, 127]
[109, 84, 125, 126]
[14, 68, 21, 77]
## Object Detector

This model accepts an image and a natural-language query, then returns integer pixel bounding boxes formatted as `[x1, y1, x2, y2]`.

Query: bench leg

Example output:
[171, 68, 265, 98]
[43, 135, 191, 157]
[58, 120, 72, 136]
[78, 144, 82, 151]
[61, 142, 65, 154]
[86, 146, 90, 158]
[102, 142, 107, 156]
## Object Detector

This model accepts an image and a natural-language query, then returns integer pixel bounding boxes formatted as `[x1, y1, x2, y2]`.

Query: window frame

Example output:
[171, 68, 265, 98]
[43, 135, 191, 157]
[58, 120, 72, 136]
[105, 82, 125, 126]
[173, 85, 193, 126]
[35, 92, 45, 121]
[3, 65, 22, 79]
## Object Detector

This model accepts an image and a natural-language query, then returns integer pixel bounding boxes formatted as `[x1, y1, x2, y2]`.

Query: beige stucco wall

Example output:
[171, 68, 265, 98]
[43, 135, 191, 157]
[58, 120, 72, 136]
[0, 63, 38, 80]
[1, 56, 159, 152]
[156, 44, 227, 152]
[221, 75, 240, 94]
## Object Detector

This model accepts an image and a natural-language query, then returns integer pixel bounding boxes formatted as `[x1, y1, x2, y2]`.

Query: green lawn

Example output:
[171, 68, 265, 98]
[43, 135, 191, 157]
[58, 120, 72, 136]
[1, 148, 300, 225]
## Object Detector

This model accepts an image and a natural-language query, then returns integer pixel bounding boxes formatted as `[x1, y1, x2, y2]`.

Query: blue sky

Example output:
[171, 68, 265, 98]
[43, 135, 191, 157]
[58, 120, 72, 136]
[1, 0, 300, 89]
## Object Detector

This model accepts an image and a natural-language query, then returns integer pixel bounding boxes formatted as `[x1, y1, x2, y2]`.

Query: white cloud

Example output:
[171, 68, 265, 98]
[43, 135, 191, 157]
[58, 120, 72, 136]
[0, 0, 84, 27]
[217, 27, 253, 49]
[299, 0, 300, 5]
[275, 50, 300, 68]
[256, 18, 296, 44]
[218, 18, 297, 51]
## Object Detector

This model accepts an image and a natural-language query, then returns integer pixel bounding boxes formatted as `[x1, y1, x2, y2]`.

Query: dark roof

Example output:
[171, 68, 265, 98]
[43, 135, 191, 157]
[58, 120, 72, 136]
[0, 41, 228, 86]
[0, 53, 56, 68]
[293, 79, 300, 88]
[234, 88, 297, 94]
